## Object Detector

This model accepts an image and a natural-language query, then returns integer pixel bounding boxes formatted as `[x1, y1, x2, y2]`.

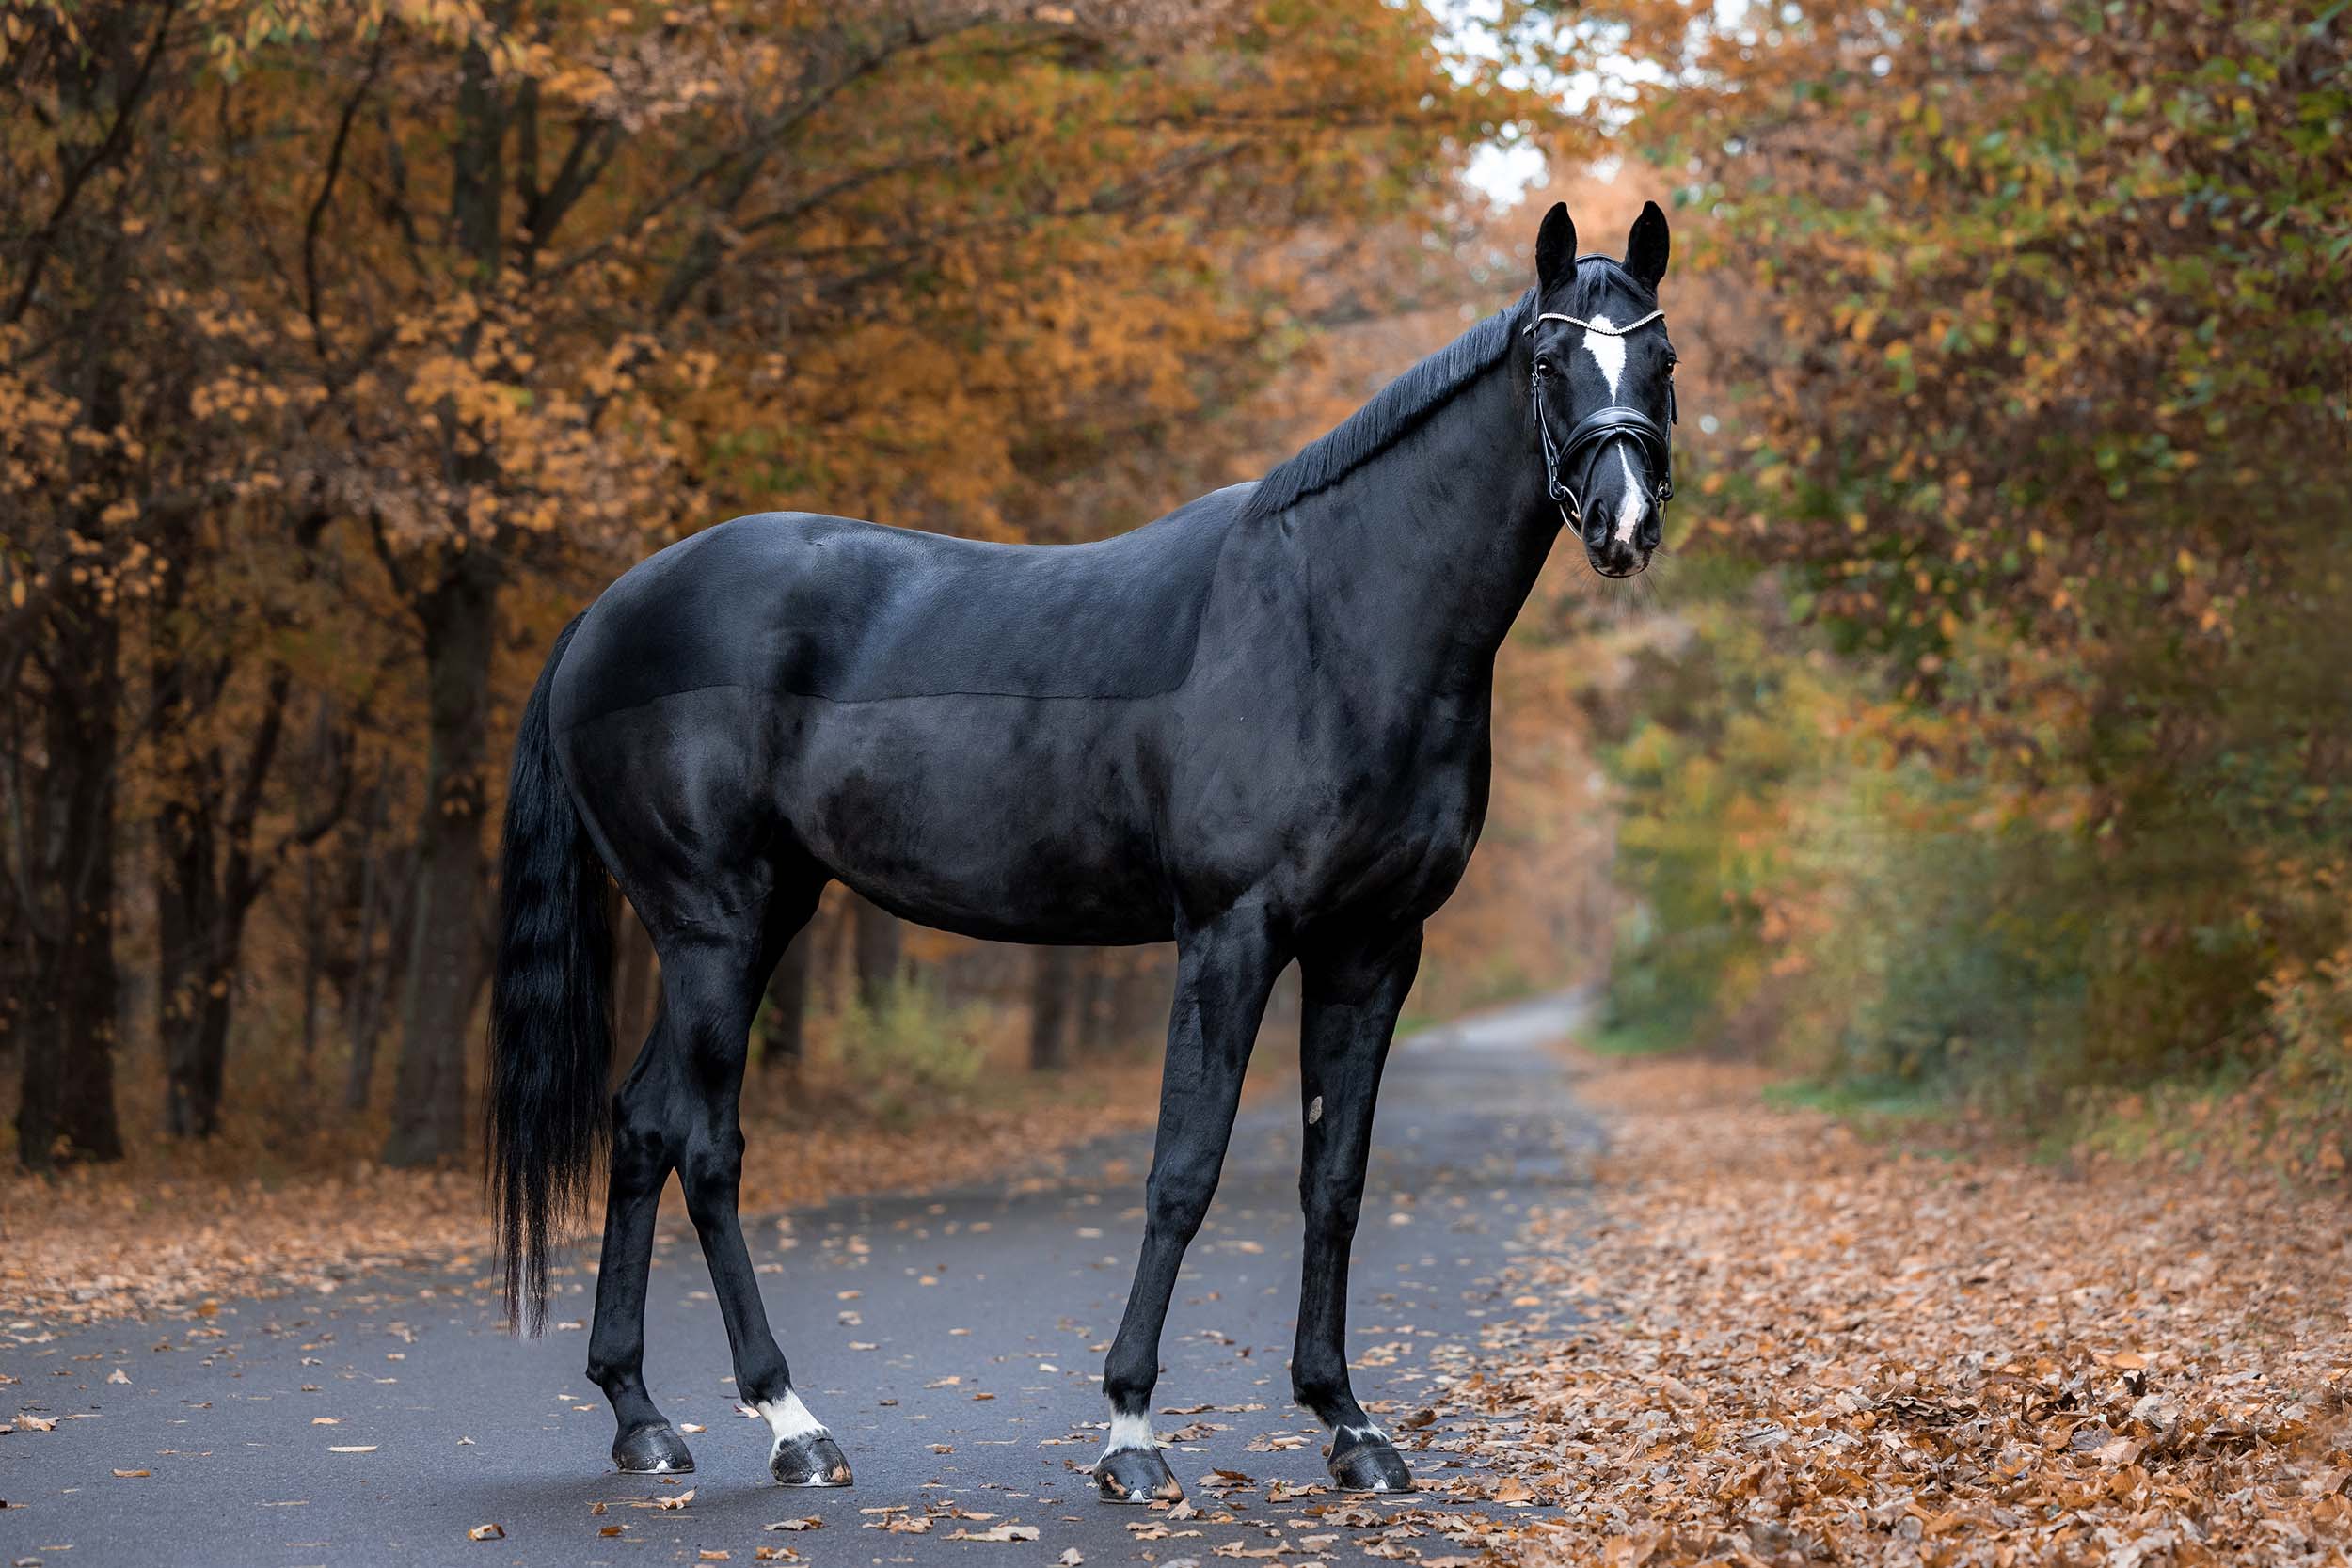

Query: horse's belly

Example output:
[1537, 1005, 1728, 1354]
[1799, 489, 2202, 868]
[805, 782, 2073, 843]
[781, 696, 1173, 944]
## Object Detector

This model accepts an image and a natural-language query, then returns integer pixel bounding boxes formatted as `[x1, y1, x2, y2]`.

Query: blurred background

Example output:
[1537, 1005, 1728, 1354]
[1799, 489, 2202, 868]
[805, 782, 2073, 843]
[1, 0, 2344, 1199]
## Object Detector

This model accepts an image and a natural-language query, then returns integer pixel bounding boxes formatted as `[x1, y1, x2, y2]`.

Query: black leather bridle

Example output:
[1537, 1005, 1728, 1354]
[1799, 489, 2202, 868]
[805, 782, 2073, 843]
[1523, 308, 1677, 535]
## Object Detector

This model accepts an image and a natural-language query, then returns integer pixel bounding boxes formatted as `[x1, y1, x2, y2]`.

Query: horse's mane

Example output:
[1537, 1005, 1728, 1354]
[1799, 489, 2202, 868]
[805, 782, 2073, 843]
[1241, 288, 1534, 523]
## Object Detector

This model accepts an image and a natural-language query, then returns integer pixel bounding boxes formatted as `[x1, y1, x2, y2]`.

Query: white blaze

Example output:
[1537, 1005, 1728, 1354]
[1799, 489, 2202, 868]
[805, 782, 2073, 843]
[1613, 447, 1646, 546]
[1581, 312, 1627, 401]
[1582, 310, 1647, 547]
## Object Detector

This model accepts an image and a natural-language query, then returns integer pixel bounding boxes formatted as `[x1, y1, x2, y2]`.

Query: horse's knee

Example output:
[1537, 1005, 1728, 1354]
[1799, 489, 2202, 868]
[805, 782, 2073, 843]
[1301, 1186, 1364, 1242]
[1145, 1163, 1217, 1243]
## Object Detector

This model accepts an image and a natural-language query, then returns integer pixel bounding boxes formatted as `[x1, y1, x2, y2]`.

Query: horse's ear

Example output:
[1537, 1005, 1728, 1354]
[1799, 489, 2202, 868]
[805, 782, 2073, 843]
[1535, 202, 1576, 293]
[1625, 200, 1670, 292]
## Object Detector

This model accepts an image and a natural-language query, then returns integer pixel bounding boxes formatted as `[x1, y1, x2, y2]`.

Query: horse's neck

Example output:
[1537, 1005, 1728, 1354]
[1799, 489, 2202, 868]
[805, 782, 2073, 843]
[1288, 365, 1556, 698]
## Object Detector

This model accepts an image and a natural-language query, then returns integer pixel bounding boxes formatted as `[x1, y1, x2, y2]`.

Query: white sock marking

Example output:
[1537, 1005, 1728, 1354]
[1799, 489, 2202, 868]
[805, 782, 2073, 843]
[1104, 1408, 1156, 1454]
[756, 1389, 829, 1444]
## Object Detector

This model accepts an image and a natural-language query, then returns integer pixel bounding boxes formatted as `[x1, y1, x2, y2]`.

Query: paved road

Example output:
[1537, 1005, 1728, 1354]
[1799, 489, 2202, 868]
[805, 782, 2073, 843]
[1, 991, 1598, 1567]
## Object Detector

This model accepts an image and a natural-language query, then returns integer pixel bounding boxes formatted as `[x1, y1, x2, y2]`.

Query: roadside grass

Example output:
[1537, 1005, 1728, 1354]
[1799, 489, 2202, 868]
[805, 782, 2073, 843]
[1578, 1015, 1691, 1058]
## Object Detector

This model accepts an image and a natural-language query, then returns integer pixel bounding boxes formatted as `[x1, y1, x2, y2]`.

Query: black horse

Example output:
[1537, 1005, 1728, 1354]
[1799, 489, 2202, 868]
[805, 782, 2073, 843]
[488, 200, 1677, 1502]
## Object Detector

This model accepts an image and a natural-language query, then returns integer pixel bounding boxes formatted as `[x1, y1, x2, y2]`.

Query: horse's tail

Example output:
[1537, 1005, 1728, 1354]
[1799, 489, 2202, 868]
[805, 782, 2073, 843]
[487, 610, 612, 1336]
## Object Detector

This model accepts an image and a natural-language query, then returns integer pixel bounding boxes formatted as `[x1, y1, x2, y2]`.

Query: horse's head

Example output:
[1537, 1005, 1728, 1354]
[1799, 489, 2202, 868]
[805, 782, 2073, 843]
[1526, 200, 1677, 578]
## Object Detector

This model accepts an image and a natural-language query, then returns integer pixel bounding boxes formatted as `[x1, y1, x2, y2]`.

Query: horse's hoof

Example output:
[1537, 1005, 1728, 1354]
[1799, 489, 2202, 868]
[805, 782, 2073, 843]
[1327, 1434, 1413, 1494]
[613, 1422, 696, 1474]
[771, 1432, 853, 1488]
[1094, 1444, 1183, 1505]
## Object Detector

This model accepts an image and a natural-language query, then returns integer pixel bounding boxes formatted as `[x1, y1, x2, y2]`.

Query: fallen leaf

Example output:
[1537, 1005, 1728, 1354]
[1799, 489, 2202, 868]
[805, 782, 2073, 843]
[113, 1467, 151, 1478]
[467, 1523, 504, 1542]
[328, 1445, 377, 1453]
[946, 1524, 1041, 1543]
[763, 1517, 823, 1532]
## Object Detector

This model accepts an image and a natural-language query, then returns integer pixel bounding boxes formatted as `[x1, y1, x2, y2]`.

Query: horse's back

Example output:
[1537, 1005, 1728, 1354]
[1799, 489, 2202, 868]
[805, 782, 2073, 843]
[556, 487, 1248, 731]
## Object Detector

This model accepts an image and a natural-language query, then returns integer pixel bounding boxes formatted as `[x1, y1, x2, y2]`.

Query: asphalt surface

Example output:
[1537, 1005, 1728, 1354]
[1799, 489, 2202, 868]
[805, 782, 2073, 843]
[1, 990, 1600, 1568]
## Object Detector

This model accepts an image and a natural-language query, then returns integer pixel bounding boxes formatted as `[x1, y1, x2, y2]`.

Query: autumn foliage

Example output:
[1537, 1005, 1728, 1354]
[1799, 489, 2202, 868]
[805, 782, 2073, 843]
[0, 0, 1556, 1168]
[1594, 0, 2352, 1159]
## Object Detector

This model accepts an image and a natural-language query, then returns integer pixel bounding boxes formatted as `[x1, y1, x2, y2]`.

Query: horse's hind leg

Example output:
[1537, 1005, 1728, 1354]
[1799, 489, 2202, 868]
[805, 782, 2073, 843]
[1292, 925, 1422, 1493]
[668, 895, 852, 1488]
[589, 1007, 693, 1473]
[1097, 903, 1288, 1504]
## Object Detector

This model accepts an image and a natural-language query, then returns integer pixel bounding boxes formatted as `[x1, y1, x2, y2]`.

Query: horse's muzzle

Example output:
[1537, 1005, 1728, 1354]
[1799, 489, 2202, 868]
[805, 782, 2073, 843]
[1585, 536, 1652, 578]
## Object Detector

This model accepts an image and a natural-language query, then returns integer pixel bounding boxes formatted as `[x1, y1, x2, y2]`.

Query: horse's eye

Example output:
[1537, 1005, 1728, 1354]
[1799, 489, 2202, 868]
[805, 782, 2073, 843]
[1534, 356, 1556, 378]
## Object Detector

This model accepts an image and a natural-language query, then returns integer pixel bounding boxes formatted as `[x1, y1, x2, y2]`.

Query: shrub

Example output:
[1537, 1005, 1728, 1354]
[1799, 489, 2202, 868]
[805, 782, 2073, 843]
[820, 980, 986, 1125]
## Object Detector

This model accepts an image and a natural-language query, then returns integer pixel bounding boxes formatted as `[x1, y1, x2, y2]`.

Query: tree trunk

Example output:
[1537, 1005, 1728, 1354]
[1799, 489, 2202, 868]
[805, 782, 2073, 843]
[762, 927, 812, 1074]
[1029, 946, 1076, 1071]
[815, 896, 849, 1009]
[16, 596, 125, 1168]
[383, 557, 498, 1167]
[343, 786, 412, 1114]
[1111, 948, 1168, 1051]
[344, 834, 407, 1112]
[612, 899, 660, 1069]
[851, 894, 900, 1010]
[1079, 950, 1117, 1054]
[155, 783, 226, 1138]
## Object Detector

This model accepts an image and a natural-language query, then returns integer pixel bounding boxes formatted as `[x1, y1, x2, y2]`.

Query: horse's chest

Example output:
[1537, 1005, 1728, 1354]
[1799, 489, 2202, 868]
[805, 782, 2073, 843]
[1307, 723, 1491, 916]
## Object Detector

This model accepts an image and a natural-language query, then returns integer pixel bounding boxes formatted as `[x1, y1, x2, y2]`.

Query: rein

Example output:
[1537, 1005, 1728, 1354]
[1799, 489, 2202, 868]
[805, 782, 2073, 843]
[1523, 309, 1676, 533]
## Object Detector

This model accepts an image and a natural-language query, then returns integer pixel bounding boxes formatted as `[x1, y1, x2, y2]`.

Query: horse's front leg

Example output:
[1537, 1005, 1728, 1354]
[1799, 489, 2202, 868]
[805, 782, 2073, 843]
[1293, 924, 1422, 1492]
[1096, 903, 1289, 1504]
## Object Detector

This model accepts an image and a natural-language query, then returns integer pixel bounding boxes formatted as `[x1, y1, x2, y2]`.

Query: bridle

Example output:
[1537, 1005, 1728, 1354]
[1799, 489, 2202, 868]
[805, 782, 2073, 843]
[1523, 308, 1677, 535]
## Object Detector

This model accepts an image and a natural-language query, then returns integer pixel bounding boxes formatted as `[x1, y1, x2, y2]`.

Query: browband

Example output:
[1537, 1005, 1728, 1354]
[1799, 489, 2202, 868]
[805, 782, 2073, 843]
[1523, 309, 1665, 338]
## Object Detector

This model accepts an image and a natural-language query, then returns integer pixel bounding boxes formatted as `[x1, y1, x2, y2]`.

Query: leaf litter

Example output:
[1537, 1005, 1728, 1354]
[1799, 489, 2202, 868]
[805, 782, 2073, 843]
[1432, 1055, 2352, 1567]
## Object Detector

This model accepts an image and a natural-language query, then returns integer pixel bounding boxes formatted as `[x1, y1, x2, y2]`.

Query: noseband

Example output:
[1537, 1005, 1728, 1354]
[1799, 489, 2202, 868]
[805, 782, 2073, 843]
[1523, 309, 1676, 535]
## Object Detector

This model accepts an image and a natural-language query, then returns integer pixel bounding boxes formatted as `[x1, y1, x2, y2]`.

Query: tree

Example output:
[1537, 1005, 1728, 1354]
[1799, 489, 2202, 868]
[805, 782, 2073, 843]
[1, 0, 191, 1166]
[3, 0, 1551, 1164]
[1028, 946, 1075, 1069]
[760, 927, 812, 1075]
[850, 896, 903, 1012]
[1587, 0, 2352, 1106]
